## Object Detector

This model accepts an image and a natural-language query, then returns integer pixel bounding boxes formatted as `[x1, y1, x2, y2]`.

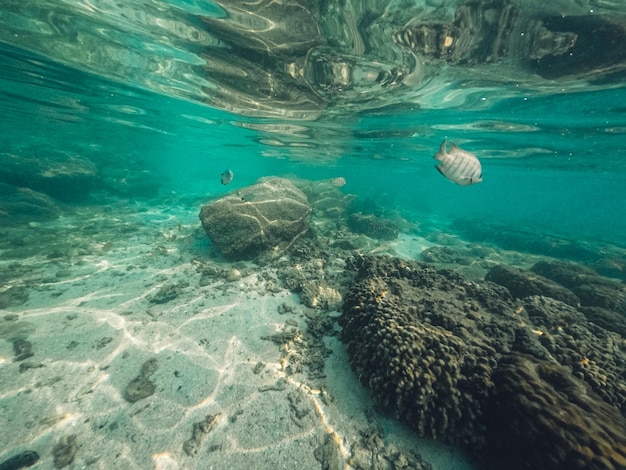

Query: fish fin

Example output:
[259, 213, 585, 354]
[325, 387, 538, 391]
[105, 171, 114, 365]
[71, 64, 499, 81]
[434, 141, 447, 160]
[450, 142, 460, 151]
[435, 165, 447, 177]
[460, 175, 481, 185]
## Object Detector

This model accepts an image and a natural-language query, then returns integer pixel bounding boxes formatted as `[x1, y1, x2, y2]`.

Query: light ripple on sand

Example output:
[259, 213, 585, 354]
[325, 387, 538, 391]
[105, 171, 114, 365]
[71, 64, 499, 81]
[0, 207, 476, 470]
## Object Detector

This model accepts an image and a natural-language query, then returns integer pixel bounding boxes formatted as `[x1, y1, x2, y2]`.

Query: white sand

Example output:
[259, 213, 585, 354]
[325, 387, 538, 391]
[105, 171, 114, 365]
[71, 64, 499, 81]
[0, 201, 476, 470]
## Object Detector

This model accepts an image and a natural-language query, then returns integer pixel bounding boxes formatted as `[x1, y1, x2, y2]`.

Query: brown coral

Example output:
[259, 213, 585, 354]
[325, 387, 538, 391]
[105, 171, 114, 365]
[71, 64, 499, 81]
[340, 255, 626, 466]
[340, 255, 505, 448]
[484, 353, 626, 470]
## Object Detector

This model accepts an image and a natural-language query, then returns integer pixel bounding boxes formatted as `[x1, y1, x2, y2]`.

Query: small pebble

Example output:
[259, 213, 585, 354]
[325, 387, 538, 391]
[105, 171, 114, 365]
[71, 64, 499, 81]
[53, 435, 77, 468]
[253, 361, 266, 374]
[0, 450, 39, 470]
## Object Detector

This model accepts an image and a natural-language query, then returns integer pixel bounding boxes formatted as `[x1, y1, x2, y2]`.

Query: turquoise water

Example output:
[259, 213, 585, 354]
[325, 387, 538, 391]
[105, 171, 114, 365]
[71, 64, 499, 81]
[1, 1, 626, 469]
[2, 40, 625, 245]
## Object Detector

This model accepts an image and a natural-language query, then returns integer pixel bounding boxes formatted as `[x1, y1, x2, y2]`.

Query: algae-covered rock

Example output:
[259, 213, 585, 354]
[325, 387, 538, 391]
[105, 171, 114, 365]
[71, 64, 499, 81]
[346, 212, 399, 240]
[0, 153, 96, 202]
[486, 264, 580, 307]
[124, 358, 158, 403]
[52, 434, 77, 468]
[0, 450, 39, 470]
[0, 183, 62, 226]
[199, 177, 311, 260]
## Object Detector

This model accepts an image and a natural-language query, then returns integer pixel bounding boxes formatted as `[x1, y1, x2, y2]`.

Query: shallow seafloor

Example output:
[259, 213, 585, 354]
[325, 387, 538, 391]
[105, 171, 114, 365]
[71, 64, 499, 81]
[1, 179, 625, 470]
[0, 188, 470, 470]
[2, 0, 626, 468]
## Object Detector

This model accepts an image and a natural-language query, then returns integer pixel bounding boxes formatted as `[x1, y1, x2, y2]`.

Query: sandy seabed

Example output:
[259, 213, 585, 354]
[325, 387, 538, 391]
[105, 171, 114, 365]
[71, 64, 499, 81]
[0, 200, 475, 470]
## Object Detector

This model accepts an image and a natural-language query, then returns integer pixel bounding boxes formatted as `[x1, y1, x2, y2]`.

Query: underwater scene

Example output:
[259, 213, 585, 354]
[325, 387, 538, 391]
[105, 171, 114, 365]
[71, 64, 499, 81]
[1, 0, 626, 469]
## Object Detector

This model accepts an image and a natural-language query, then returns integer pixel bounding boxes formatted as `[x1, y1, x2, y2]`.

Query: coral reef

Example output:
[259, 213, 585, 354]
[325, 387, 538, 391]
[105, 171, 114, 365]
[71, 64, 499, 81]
[339, 255, 626, 466]
[485, 353, 626, 470]
[531, 260, 626, 313]
[451, 219, 600, 262]
[340, 255, 507, 448]
[519, 295, 626, 413]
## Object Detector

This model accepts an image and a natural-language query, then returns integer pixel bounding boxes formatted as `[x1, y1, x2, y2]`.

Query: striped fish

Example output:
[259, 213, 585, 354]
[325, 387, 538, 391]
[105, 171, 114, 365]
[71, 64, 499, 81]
[434, 140, 482, 185]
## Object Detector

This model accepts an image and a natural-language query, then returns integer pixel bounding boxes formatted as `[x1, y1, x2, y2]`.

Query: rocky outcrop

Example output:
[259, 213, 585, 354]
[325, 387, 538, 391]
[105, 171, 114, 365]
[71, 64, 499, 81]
[199, 177, 311, 260]
[531, 260, 626, 313]
[0, 153, 97, 202]
[485, 263, 580, 307]
[347, 213, 399, 240]
[0, 182, 62, 225]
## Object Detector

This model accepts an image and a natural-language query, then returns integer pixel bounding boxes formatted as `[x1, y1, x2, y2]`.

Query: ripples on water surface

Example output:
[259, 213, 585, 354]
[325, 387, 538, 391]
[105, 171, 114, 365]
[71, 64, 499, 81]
[1, 1, 626, 470]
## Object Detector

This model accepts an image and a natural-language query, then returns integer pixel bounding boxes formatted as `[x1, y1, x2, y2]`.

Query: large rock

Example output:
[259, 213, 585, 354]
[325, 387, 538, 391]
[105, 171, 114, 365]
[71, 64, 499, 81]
[531, 260, 626, 313]
[0, 153, 97, 201]
[347, 212, 399, 241]
[199, 178, 311, 260]
[485, 263, 580, 307]
[0, 183, 62, 225]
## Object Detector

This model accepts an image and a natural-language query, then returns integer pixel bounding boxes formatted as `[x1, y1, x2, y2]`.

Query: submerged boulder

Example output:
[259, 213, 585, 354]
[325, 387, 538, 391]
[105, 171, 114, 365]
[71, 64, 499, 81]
[347, 212, 399, 240]
[0, 183, 62, 225]
[485, 263, 580, 307]
[0, 153, 97, 202]
[199, 177, 311, 260]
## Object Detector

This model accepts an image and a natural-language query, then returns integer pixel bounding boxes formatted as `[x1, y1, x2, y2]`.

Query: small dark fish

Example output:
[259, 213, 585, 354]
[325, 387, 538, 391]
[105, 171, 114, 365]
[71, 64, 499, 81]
[434, 140, 483, 186]
[221, 169, 233, 185]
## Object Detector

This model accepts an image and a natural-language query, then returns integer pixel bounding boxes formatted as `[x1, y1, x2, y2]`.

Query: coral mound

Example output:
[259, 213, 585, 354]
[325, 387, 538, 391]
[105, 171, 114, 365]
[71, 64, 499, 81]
[339, 255, 626, 467]
[485, 353, 626, 470]
[340, 255, 507, 448]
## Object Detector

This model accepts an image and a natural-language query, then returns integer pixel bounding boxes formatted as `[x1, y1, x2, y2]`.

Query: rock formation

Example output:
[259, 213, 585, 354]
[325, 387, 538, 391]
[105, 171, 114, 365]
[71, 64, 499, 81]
[0, 152, 97, 202]
[199, 177, 311, 260]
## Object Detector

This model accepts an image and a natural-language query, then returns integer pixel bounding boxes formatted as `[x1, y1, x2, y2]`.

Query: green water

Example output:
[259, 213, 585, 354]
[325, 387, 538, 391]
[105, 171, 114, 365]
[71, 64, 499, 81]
[1, 1, 626, 469]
